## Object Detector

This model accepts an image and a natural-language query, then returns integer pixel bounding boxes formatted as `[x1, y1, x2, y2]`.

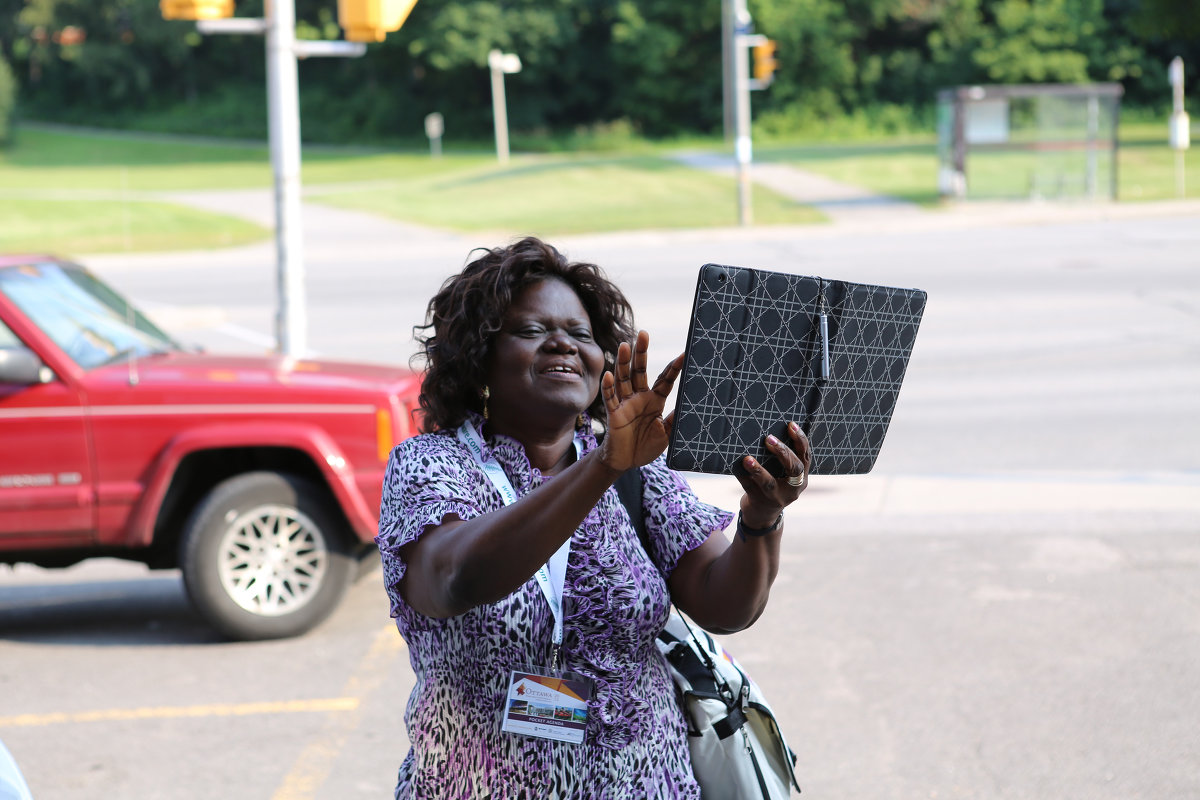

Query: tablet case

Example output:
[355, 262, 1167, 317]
[666, 265, 927, 476]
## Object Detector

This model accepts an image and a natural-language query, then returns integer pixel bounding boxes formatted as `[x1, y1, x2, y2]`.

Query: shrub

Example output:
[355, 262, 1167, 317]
[754, 100, 935, 143]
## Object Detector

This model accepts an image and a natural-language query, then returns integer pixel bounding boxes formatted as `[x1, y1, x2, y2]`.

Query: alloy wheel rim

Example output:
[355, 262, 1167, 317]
[216, 504, 327, 617]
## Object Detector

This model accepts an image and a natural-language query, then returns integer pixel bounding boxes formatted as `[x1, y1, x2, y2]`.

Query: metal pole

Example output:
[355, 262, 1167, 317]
[490, 55, 510, 164]
[1086, 94, 1098, 199]
[266, 0, 307, 357]
[1169, 57, 1188, 198]
[732, 0, 753, 225]
[953, 91, 967, 199]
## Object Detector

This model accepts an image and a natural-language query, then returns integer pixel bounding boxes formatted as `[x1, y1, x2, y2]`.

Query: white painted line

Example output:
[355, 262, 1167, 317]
[0, 698, 359, 728]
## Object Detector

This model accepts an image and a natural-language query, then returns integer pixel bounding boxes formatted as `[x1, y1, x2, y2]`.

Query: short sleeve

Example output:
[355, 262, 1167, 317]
[639, 455, 734, 576]
[375, 433, 483, 621]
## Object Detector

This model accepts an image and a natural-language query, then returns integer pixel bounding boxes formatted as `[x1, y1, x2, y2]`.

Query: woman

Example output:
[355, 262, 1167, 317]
[377, 237, 810, 799]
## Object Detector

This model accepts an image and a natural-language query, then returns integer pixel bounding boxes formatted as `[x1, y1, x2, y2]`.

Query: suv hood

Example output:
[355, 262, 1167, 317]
[89, 351, 421, 401]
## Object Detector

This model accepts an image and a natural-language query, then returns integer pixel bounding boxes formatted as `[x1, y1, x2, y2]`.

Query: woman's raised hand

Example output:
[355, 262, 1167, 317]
[598, 330, 684, 474]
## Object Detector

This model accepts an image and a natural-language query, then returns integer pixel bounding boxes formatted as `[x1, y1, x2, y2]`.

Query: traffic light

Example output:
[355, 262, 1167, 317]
[753, 39, 778, 85]
[160, 0, 233, 20]
[338, 0, 419, 42]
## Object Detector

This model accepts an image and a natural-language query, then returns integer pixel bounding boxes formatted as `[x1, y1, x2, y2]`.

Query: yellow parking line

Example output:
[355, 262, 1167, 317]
[0, 697, 359, 728]
[272, 624, 406, 800]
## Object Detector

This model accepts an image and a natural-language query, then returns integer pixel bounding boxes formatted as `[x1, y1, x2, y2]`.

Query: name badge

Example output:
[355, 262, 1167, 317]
[501, 668, 592, 745]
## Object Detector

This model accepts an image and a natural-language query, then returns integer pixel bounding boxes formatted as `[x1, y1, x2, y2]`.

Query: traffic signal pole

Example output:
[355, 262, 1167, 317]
[725, 0, 775, 227]
[730, 0, 753, 226]
[196, 1, 365, 358]
[266, 0, 306, 358]
[721, 0, 734, 142]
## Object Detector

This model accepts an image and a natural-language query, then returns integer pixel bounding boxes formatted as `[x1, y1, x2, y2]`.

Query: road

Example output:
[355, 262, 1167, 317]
[2, 191, 1199, 799]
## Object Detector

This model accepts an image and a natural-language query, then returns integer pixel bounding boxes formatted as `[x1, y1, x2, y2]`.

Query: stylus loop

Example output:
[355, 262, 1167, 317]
[819, 312, 831, 381]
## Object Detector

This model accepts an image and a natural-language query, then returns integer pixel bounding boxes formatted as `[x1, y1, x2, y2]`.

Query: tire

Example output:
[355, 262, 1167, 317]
[179, 471, 354, 641]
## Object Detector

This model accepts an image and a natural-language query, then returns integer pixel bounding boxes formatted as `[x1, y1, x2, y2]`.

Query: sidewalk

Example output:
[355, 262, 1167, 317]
[687, 470, 1200, 536]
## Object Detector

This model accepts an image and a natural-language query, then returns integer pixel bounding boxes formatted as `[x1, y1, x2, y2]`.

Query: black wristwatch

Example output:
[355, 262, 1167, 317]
[736, 511, 783, 542]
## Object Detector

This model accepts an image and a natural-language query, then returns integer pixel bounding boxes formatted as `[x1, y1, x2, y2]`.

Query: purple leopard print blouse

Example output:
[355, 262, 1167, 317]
[376, 412, 733, 799]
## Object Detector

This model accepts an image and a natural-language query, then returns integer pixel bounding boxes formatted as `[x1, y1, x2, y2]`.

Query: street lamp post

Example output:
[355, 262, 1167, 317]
[488, 49, 522, 164]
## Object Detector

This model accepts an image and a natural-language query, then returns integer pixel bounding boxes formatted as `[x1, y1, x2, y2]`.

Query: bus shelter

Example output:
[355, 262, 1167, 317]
[937, 83, 1123, 201]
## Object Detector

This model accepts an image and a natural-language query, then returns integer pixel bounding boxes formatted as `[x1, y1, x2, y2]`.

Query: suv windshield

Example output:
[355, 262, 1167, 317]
[0, 261, 178, 369]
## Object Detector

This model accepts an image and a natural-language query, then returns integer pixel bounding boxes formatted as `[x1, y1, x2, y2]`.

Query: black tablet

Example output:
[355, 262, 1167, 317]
[665, 264, 927, 476]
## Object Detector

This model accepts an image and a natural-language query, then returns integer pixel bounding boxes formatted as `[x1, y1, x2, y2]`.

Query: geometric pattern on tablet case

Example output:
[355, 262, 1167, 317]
[666, 264, 927, 476]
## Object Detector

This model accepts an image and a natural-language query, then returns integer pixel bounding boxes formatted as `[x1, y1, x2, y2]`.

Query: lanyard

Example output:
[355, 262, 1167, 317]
[457, 421, 582, 667]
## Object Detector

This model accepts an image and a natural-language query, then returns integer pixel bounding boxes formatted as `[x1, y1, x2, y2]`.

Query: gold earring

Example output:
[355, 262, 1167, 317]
[577, 413, 586, 429]
[481, 386, 490, 420]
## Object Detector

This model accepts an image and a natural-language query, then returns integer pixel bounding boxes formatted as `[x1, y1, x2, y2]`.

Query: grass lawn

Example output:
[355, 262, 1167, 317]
[3, 125, 495, 190]
[1117, 125, 1200, 201]
[314, 154, 825, 235]
[3, 118, 1193, 256]
[1, 126, 823, 252]
[3, 127, 274, 191]
[0, 197, 266, 255]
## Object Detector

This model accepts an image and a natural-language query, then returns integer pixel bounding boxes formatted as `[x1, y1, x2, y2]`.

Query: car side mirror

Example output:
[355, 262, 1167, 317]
[0, 347, 54, 385]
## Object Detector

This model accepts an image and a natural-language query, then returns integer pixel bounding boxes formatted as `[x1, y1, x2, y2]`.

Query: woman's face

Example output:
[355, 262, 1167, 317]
[485, 278, 606, 434]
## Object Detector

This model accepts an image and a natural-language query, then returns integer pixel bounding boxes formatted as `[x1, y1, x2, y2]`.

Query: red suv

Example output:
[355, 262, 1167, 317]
[0, 256, 422, 639]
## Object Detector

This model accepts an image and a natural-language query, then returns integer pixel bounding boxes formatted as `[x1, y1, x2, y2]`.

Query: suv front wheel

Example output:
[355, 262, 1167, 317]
[179, 471, 354, 640]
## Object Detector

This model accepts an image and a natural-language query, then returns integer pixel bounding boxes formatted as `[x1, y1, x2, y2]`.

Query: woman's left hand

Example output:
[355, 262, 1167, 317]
[736, 421, 812, 528]
[598, 331, 684, 474]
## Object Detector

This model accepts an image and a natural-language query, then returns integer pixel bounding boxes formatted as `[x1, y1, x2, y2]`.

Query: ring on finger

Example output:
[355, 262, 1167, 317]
[787, 473, 804, 487]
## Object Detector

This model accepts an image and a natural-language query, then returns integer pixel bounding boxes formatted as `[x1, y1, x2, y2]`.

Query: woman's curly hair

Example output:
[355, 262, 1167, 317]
[413, 236, 637, 433]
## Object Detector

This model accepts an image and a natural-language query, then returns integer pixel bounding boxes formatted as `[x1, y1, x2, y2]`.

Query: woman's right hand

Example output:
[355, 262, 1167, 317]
[598, 330, 684, 474]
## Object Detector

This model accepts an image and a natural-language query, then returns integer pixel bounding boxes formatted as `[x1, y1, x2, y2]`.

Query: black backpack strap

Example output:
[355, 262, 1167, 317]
[659, 635, 723, 701]
[613, 467, 648, 555]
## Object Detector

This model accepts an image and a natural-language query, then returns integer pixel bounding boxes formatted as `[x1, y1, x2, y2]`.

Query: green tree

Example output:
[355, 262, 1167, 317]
[0, 54, 16, 144]
[609, 0, 722, 135]
[1129, 0, 1200, 41]
[752, 0, 859, 112]
[4, 0, 1192, 143]
[972, 0, 1094, 83]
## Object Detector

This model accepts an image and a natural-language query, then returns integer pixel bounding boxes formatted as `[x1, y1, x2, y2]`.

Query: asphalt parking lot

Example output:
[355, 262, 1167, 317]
[3, 192, 1199, 799]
